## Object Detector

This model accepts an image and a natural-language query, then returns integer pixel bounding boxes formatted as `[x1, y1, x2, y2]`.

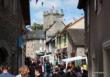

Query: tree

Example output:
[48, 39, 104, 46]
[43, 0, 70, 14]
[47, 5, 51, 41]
[31, 22, 43, 30]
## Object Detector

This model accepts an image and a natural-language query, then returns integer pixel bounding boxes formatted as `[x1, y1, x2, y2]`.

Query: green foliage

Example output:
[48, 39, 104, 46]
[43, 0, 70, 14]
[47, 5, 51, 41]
[31, 22, 43, 30]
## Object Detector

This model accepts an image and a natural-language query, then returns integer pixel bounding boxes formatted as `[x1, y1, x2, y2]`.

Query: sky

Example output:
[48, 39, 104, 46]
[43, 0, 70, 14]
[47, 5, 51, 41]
[30, 0, 84, 25]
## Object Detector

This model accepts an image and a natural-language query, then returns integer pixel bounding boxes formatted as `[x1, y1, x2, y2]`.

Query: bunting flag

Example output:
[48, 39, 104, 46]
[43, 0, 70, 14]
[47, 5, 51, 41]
[36, 0, 38, 3]
[41, 2, 44, 6]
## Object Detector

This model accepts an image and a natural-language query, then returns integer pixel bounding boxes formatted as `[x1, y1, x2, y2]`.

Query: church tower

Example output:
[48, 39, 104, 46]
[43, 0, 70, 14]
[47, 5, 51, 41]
[43, 9, 64, 30]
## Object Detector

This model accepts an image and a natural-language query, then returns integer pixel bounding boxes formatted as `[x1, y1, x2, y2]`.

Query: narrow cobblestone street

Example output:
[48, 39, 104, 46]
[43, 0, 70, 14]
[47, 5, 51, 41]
[1, 0, 110, 77]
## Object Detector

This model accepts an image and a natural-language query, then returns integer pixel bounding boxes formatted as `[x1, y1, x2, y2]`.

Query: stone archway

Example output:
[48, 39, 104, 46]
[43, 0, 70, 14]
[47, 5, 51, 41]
[0, 47, 9, 65]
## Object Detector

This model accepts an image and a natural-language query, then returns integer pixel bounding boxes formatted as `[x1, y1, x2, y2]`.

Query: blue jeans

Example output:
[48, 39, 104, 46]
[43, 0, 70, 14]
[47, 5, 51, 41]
[44, 72, 51, 77]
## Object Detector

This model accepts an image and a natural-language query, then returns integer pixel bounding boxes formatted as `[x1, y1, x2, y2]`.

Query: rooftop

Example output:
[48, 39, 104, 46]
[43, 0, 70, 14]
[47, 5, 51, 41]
[67, 29, 85, 46]
[26, 30, 45, 40]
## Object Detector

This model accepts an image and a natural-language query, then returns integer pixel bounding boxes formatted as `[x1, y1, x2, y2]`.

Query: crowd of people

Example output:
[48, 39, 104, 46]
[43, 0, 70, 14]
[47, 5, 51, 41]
[0, 57, 88, 77]
[52, 62, 88, 77]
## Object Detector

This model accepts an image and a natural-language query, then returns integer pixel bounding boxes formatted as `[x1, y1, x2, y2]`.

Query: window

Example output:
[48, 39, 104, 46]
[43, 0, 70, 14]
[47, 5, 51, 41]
[64, 34, 66, 46]
[59, 36, 61, 45]
[82, 59, 87, 65]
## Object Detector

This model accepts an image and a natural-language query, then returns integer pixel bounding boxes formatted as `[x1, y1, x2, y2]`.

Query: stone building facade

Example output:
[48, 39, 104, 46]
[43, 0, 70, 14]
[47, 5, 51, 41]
[25, 30, 45, 59]
[43, 10, 65, 64]
[67, 17, 85, 57]
[43, 10, 65, 52]
[55, 17, 85, 61]
[78, 0, 110, 77]
[0, 0, 30, 74]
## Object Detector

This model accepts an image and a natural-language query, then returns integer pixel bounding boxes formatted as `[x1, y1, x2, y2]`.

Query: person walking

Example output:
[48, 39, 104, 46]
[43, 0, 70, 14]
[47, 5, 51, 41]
[82, 70, 88, 77]
[16, 65, 30, 77]
[58, 64, 65, 77]
[52, 66, 61, 77]
[35, 67, 42, 77]
[75, 66, 82, 77]
[45, 60, 51, 77]
[0, 65, 15, 77]
[65, 62, 77, 77]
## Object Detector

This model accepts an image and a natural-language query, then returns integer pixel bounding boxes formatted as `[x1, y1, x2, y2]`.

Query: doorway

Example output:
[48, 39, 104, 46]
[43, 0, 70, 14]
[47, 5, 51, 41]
[0, 47, 9, 65]
[103, 41, 110, 77]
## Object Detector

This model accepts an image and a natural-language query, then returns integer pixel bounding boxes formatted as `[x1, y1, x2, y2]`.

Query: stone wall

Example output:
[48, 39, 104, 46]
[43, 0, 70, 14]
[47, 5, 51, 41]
[0, 0, 25, 74]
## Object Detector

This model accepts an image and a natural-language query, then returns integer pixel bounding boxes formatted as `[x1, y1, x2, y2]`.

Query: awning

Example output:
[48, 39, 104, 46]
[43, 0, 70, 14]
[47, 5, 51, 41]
[62, 56, 87, 68]
[62, 56, 87, 62]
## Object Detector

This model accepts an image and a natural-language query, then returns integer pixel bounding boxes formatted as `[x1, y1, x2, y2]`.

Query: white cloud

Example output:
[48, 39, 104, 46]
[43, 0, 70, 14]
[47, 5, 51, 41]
[31, 11, 44, 24]
[36, 11, 43, 18]
[63, 0, 78, 7]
